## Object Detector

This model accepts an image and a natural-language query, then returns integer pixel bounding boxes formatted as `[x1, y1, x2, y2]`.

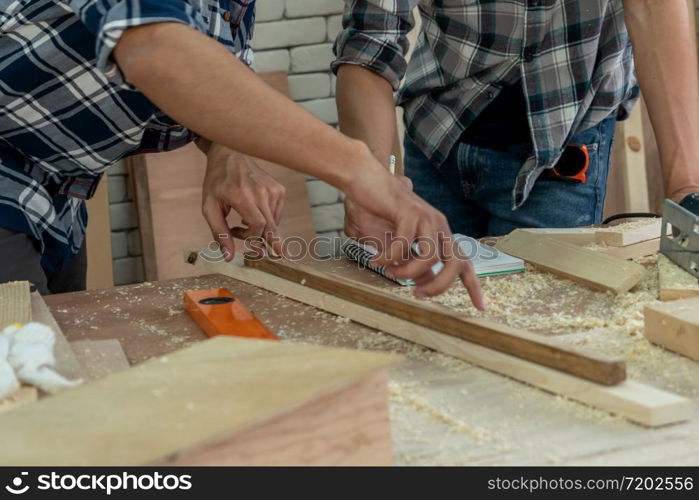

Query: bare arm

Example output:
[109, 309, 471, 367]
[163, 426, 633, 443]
[336, 64, 398, 167]
[112, 22, 483, 304]
[114, 23, 365, 190]
[624, 0, 699, 201]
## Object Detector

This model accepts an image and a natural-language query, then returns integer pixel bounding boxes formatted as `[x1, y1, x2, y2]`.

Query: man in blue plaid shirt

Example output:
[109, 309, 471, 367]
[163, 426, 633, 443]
[333, 1, 699, 239]
[0, 0, 485, 307]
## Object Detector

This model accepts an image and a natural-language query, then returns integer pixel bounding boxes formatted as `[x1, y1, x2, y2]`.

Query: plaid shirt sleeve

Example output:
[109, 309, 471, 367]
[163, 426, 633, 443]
[332, 0, 419, 90]
[66, 0, 209, 75]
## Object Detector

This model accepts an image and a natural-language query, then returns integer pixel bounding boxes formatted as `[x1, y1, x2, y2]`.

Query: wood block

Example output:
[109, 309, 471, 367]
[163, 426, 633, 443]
[30, 293, 87, 382]
[244, 256, 626, 385]
[658, 254, 699, 301]
[520, 228, 598, 246]
[0, 337, 398, 465]
[0, 281, 31, 329]
[70, 339, 130, 380]
[595, 219, 663, 247]
[598, 238, 660, 260]
[495, 230, 646, 293]
[645, 297, 699, 361]
[201, 260, 692, 427]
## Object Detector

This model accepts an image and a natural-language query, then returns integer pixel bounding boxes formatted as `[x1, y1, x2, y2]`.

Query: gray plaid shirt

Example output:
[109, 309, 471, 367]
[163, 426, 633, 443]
[332, 0, 639, 208]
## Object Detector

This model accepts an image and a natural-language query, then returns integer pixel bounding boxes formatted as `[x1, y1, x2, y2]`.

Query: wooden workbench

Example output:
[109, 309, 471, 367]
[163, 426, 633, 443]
[45, 272, 699, 465]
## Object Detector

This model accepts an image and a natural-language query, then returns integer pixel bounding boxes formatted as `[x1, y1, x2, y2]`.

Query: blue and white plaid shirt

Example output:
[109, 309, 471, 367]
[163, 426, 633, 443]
[0, 0, 255, 271]
[333, 0, 639, 208]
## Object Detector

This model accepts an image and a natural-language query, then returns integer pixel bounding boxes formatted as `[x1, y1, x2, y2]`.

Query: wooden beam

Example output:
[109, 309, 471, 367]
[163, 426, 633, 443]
[519, 228, 597, 246]
[618, 100, 650, 212]
[658, 254, 699, 301]
[244, 256, 625, 385]
[598, 238, 660, 260]
[199, 260, 691, 427]
[0, 337, 397, 465]
[495, 230, 646, 293]
[595, 220, 663, 247]
[645, 297, 699, 361]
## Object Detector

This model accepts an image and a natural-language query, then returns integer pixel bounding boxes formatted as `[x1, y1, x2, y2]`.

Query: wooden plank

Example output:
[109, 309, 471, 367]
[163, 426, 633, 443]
[30, 293, 87, 382]
[598, 238, 660, 260]
[618, 100, 650, 212]
[658, 254, 699, 301]
[0, 281, 31, 329]
[200, 260, 691, 427]
[595, 219, 663, 247]
[520, 228, 598, 246]
[130, 71, 316, 281]
[0, 337, 397, 466]
[70, 339, 130, 380]
[241, 256, 626, 385]
[645, 297, 699, 361]
[495, 230, 646, 293]
[84, 176, 114, 289]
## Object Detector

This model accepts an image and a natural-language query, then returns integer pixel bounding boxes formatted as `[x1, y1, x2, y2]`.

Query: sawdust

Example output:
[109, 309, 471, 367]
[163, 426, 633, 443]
[389, 253, 699, 395]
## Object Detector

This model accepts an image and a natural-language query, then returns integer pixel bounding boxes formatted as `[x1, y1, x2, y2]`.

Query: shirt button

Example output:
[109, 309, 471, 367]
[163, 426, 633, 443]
[223, 11, 231, 22]
[104, 63, 118, 78]
[487, 91, 495, 99]
[524, 46, 536, 63]
[529, 0, 539, 6]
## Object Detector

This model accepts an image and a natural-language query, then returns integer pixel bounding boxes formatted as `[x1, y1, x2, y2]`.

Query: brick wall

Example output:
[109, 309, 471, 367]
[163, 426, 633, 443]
[252, 0, 346, 253]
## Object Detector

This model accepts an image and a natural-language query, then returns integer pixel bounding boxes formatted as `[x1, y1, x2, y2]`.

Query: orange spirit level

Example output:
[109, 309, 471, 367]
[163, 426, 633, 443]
[184, 288, 279, 341]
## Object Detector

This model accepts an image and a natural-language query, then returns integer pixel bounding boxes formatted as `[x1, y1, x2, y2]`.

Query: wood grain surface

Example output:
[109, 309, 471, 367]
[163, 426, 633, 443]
[245, 256, 626, 385]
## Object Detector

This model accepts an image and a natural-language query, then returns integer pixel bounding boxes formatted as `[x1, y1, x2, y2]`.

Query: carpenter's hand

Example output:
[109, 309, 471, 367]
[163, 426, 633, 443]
[202, 144, 285, 261]
[345, 161, 485, 309]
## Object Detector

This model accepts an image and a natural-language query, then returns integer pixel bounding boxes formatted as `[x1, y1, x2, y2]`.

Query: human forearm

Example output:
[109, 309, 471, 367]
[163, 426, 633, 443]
[114, 23, 370, 191]
[336, 65, 398, 167]
[624, 0, 699, 201]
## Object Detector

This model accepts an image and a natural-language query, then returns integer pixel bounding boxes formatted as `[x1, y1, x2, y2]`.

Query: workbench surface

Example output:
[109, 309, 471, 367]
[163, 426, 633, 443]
[46, 272, 699, 466]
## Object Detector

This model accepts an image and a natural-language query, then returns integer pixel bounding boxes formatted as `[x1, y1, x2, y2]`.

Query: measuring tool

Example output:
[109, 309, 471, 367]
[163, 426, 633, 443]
[184, 288, 278, 340]
[545, 144, 590, 184]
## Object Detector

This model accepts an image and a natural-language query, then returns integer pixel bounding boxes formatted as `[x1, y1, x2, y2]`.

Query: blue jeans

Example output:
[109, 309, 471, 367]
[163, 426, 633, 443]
[404, 116, 617, 238]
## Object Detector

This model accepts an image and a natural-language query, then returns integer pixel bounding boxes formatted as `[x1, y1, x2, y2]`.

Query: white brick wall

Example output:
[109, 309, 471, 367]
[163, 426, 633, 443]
[251, 0, 346, 246]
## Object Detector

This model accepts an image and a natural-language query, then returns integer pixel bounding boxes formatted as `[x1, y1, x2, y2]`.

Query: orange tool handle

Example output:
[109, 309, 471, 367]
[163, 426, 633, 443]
[184, 288, 279, 341]
[551, 144, 590, 184]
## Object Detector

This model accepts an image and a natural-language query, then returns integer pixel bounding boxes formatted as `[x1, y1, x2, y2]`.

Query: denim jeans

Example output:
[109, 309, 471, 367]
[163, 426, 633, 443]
[404, 116, 617, 238]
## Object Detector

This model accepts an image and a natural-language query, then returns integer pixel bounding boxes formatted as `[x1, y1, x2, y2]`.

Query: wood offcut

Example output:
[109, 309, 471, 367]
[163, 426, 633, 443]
[495, 230, 646, 293]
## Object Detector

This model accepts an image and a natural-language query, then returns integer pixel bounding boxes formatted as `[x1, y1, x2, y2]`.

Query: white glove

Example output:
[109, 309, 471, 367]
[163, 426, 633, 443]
[1, 323, 81, 398]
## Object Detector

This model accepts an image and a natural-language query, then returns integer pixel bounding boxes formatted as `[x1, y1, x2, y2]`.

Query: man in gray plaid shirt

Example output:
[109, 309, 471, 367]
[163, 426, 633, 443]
[333, 1, 699, 238]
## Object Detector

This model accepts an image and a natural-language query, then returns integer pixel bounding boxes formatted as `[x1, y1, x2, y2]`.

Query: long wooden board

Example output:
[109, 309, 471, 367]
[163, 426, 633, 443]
[0, 337, 398, 465]
[595, 220, 663, 247]
[496, 230, 646, 293]
[199, 260, 691, 427]
[243, 256, 625, 385]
